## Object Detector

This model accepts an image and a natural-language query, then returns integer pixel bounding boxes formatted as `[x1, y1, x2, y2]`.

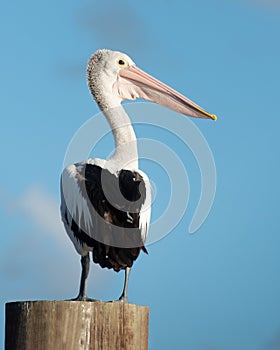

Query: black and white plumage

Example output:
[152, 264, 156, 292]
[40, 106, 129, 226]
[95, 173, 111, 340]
[61, 161, 149, 272]
[60, 49, 216, 302]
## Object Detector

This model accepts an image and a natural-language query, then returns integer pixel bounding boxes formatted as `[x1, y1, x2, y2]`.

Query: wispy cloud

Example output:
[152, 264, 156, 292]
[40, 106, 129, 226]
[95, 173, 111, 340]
[1, 185, 114, 300]
[55, 2, 153, 81]
[16, 186, 66, 244]
[248, 0, 280, 9]
[265, 329, 280, 349]
[77, 2, 152, 56]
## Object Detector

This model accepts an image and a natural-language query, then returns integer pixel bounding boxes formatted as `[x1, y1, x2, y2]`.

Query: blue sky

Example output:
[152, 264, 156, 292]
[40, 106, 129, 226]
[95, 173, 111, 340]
[1, 0, 280, 349]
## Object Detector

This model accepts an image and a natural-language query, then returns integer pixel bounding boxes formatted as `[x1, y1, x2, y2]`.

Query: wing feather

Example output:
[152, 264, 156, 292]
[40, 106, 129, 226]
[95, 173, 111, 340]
[60, 160, 151, 271]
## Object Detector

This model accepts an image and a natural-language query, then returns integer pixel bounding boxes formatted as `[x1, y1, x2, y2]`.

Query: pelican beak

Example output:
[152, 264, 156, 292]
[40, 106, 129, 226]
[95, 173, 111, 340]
[116, 65, 217, 121]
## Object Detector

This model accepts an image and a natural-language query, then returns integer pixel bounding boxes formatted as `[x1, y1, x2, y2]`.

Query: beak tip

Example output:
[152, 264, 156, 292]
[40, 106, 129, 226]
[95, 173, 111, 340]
[211, 114, 217, 121]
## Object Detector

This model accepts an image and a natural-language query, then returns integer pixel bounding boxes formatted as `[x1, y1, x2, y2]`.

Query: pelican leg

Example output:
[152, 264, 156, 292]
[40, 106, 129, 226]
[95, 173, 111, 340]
[118, 267, 131, 302]
[72, 253, 95, 301]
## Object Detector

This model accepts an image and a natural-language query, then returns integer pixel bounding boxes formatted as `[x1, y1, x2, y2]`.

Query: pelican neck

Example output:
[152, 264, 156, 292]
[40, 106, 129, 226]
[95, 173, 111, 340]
[102, 105, 139, 170]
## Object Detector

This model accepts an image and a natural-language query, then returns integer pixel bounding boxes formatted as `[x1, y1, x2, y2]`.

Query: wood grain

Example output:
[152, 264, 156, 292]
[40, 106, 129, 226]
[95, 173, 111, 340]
[5, 301, 149, 350]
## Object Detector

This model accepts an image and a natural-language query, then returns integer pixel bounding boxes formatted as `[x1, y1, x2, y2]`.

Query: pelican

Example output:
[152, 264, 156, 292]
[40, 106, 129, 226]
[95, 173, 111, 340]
[60, 49, 216, 302]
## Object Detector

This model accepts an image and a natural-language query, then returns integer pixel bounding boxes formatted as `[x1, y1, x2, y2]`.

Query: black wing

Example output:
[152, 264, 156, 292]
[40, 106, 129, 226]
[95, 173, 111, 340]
[61, 163, 148, 272]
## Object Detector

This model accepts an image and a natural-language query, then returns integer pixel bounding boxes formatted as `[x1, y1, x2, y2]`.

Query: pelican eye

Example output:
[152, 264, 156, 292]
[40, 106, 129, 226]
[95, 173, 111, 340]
[117, 59, 128, 67]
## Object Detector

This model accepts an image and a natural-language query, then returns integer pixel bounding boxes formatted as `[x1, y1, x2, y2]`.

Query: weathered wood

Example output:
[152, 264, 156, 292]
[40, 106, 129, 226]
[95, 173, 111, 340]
[5, 301, 149, 350]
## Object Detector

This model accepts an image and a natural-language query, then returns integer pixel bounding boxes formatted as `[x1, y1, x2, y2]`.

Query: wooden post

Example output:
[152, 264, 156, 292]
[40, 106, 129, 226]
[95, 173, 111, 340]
[5, 301, 149, 350]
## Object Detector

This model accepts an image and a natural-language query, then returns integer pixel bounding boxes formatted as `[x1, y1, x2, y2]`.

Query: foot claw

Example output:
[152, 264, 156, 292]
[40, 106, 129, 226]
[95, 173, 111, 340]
[117, 295, 128, 303]
[69, 296, 98, 302]
[106, 295, 128, 303]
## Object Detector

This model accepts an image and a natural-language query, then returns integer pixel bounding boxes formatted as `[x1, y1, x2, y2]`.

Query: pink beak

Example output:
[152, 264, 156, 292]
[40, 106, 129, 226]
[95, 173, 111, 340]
[115, 65, 217, 121]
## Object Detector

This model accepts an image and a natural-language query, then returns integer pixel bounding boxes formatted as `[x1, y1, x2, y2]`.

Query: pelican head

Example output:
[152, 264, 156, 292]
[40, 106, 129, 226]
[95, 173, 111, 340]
[87, 49, 217, 120]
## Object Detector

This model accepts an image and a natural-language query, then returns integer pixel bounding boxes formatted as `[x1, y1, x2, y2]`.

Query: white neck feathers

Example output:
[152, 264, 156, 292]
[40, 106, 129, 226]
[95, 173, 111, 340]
[103, 107, 138, 171]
